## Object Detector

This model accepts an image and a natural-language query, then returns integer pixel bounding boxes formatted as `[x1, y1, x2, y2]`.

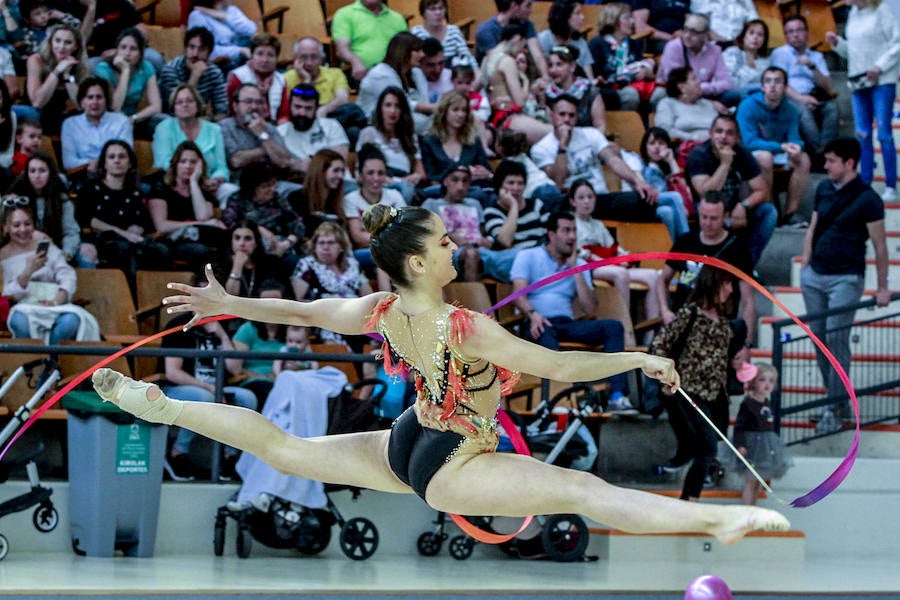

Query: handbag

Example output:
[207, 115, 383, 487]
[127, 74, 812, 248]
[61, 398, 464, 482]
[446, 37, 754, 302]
[847, 72, 876, 92]
[665, 172, 696, 217]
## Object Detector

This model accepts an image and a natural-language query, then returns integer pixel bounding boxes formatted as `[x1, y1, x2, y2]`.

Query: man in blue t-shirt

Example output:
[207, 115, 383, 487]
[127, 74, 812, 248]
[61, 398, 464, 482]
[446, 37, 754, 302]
[474, 0, 548, 79]
[801, 138, 890, 429]
[510, 211, 635, 413]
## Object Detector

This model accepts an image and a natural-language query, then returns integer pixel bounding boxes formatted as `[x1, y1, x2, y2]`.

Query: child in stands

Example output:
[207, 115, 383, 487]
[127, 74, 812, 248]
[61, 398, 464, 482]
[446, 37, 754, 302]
[11, 119, 42, 177]
[733, 362, 792, 505]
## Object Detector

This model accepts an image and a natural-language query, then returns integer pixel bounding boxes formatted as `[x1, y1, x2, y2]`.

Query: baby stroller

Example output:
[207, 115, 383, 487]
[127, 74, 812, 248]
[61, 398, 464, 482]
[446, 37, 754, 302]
[0, 358, 61, 560]
[214, 373, 389, 560]
[416, 383, 602, 562]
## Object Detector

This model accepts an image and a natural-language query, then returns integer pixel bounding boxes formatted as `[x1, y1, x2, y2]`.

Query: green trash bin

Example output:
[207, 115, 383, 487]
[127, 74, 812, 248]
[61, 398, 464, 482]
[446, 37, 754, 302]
[62, 391, 167, 557]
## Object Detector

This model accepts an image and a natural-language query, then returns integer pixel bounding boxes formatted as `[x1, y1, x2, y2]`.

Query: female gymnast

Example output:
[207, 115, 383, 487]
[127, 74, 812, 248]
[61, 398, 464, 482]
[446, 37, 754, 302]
[92, 204, 790, 545]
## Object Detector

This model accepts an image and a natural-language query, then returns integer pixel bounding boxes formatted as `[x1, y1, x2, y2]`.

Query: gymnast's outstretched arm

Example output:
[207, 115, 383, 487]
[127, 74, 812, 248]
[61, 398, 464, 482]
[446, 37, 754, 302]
[460, 312, 680, 392]
[164, 264, 389, 334]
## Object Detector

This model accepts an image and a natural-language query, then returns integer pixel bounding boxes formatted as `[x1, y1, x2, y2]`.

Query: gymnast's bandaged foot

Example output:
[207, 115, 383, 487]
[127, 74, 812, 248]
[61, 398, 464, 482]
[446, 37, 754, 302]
[92, 368, 184, 425]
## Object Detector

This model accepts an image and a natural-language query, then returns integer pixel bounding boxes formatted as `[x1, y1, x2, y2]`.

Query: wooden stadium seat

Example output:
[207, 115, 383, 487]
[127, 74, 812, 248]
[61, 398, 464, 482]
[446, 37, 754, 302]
[448, 0, 499, 43]
[263, 0, 330, 43]
[72, 268, 142, 345]
[133, 139, 157, 178]
[605, 110, 645, 153]
[311, 342, 360, 385]
[602, 220, 672, 269]
[231, 0, 289, 34]
[323, 0, 354, 21]
[135, 270, 196, 336]
[137, 0, 183, 26]
[143, 25, 186, 62]
[0, 339, 51, 412]
[755, 0, 786, 49]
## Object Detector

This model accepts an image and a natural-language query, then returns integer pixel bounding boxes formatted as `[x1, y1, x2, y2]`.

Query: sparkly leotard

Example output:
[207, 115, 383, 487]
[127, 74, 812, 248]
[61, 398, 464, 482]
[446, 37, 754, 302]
[367, 294, 519, 499]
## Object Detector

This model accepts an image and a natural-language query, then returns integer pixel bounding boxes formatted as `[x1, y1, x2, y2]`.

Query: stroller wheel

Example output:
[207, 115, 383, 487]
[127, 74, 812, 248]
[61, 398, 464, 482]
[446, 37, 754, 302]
[339, 517, 379, 560]
[213, 519, 226, 556]
[32, 504, 59, 533]
[416, 531, 444, 556]
[0, 533, 7, 561]
[448, 535, 475, 560]
[297, 525, 331, 555]
[541, 514, 588, 562]
[236, 525, 253, 559]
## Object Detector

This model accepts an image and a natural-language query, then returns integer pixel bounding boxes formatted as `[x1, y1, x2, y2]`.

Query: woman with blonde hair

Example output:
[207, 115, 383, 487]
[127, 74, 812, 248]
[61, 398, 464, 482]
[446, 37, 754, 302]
[26, 23, 89, 134]
[421, 91, 493, 188]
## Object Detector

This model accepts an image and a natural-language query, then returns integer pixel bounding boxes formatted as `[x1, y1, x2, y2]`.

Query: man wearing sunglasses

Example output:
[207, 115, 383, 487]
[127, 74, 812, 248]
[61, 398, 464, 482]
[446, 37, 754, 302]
[277, 84, 350, 177]
[656, 13, 738, 108]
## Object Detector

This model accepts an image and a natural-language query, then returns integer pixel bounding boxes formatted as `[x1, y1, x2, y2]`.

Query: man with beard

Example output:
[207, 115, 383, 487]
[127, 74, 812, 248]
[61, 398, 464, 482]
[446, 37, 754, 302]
[277, 84, 350, 178]
[158, 27, 229, 120]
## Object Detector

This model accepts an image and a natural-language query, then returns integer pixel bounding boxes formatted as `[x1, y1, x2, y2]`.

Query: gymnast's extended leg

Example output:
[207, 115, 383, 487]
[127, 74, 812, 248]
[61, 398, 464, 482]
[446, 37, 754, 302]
[91, 369, 412, 494]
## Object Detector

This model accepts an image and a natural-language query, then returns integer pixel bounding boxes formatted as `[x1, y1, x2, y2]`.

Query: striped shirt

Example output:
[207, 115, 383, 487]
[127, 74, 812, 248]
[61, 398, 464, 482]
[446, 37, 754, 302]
[483, 198, 547, 249]
[410, 24, 477, 67]
[158, 56, 229, 116]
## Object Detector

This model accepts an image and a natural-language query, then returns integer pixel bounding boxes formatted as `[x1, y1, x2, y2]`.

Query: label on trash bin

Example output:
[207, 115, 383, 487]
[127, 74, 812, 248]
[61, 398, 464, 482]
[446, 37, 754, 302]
[116, 423, 152, 474]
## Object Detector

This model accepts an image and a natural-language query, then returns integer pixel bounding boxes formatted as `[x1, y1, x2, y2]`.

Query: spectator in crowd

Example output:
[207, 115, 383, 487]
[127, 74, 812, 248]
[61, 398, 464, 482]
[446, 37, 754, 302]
[656, 191, 756, 342]
[9, 152, 97, 267]
[422, 163, 491, 281]
[148, 141, 228, 265]
[686, 114, 776, 265]
[476, 0, 549, 81]
[630, 127, 692, 241]
[543, 44, 609, 129]
[218, 220, 283, 300]
[76, 139, 169, 279]
[451, 63, 490, 124]
[477, 160, 549, 282]
[152, 84, 234, 208]
[12, 119, 43, 177]
[222, 162, 304, 272]
[419, 37, 453, 104]
[769, 15, 837, 156]
[17, 0, 91, 62]
[26, 23, 90, 134]
[736, 66, 811, 227]
[689, 0, 757, 43]
[331, 0, 407, 83]
[356, 86, 427, 204]
[657, 13, 737, 106]
[0, 202, 88, 345]
[187, 0, 256, 71]
[0, 46, 31, 121]
[357, 32, 431, 134]
[722, 19, 771, 101]
[158, 26, 229, 121]
[482, 21, 553, 144]
[161, 310, 257, 482]
[511, 210, 634, 413]
[655, 67, 723, 143]
[293, 149, 348, 236]
[537, 0, 593, 78]
[60, 76, 132, 176]
[651, 266, 745, 499]
[632, 0, 690, 55]
[826, 0, 900, 202]
[569, 178, 661, 332]
[85, 0, 161, 67]
[290, 221, 373, 348]
[226, 33, 289, 123]
[93, 27, 163, 138]
[410, 0, 478, 76]
[283, 37, 365, 141]
[421, 90, 493, 192]
[220, 83, 294, 189]
[495, 129, 565, 212]
[801, 137, 890, 430]
[276, 84, 349, 178]
[232, 278, 290, 403]
[532, 94, 658, 222]
[342, 143, 406, 250]
[589, 3, 664, 114]
[0, 79, 15, 189]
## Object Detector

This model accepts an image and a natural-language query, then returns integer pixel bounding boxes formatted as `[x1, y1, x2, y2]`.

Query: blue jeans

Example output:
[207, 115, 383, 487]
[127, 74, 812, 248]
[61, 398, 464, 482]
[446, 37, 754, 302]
[656, 191, 690, 241]
[522, 316, 627, 395]
[9, 310, 80, 344]
[163, 384, 258, 454]
[852, 83, 897, 189]
[800, 266, 865, 414]
[747, 202, 778, 266]
[477, 247, 522, 282]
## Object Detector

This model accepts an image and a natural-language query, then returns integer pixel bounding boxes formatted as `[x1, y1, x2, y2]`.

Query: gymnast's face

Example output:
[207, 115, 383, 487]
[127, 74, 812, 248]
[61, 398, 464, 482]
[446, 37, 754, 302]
[415, 213, 457, 285]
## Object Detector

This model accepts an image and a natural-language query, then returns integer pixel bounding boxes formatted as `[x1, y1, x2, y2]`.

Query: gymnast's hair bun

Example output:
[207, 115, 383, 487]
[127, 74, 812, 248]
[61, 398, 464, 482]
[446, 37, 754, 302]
[362, 204, 394, 236]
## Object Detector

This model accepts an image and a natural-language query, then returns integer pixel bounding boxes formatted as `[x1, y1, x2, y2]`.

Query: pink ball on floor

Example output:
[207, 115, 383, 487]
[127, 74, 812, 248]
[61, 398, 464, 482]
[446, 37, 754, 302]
[684, 574, 733, 600]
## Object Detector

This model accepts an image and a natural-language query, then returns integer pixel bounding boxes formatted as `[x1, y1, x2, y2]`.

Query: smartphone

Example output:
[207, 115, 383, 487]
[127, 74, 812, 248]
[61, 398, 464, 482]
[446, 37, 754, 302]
[36, 240, 50, 254]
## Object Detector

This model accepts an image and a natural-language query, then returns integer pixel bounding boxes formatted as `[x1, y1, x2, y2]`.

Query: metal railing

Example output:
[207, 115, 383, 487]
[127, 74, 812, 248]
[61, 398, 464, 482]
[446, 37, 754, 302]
[770, 292, 900, 446]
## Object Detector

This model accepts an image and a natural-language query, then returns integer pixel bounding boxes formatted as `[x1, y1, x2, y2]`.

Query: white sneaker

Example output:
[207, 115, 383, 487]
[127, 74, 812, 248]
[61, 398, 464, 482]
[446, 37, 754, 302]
[607, 394, 639, 415]
[882, 188, 897, 202]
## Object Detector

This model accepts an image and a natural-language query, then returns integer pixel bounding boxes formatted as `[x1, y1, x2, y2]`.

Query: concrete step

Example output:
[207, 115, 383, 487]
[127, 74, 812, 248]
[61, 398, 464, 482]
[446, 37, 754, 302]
[767, 286, 900, 321]
[789, 256, 900, 289]
[757, 315, 900, 353]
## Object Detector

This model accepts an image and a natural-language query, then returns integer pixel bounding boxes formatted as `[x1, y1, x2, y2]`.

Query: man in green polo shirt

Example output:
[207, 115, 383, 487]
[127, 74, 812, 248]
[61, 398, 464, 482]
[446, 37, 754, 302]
[332, 0, 408, 82]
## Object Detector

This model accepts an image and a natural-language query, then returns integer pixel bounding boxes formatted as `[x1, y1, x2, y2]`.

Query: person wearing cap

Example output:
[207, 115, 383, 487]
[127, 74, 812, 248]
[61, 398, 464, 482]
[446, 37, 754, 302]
[421, 163, 491, 281]
[277, 84, 350, 178]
